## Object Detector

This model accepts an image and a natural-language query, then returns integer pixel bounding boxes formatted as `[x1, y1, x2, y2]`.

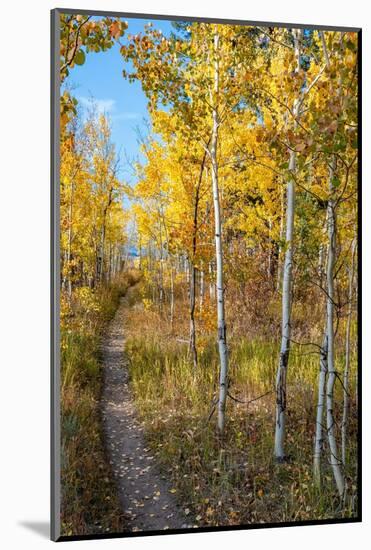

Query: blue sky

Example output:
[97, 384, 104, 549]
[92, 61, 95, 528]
[63, 17, 174, 185]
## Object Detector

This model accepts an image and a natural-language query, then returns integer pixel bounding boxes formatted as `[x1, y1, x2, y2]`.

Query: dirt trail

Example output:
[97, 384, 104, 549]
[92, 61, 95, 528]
[101, 293, 189, 533]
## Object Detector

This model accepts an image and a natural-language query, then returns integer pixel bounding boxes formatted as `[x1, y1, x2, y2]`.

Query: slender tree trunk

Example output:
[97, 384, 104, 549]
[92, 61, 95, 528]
[209, 29, 229, 434]
[148, 241, 156, 304]
[274, 29, 301, 461]
[138, 236, 142, 270]
[115, 248, 121, 275]
[61, 251, 67, 291]
[313, 335, 328, 485]
[318, 210, 329, 291]
[200, 263, 204, 314]
[326, 157, 345, 498]
[188, 150, 207, 368]
[158, 265, 164, 312]
[108, 244, 112, 282]
[318, 33, 344, 496]
[189, 264, 198, 368]
[100, 222, 106, 283]
[113, 247, 118, 276]
[341, 238, 356, 467]
[274, 154, 295, 460]
[100, 187, 113, 283]
[276, 168, 285, 291]
[95, 248, 100, 286]
[158, 224, 164, 314]
[267, 218, 272, 280]
[170, 262, 175, 328]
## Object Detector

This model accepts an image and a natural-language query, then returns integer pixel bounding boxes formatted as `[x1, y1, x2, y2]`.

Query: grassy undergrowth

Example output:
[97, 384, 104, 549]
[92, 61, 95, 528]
[60, 270, 139, 536]
[125, 287, 358, 527]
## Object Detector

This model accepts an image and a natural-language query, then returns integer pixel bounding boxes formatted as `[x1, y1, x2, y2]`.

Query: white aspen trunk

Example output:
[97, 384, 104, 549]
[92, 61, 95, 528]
[313, 335, 328, 485]
[326, 157, 345, 498]
[276, 130, 287, 291]
[209, 29, 229, 434]
[341, 238, 356, 467]
[274, 29, 301, 461]
[200, 263, 204, 314]
[274, 152, 295, 460]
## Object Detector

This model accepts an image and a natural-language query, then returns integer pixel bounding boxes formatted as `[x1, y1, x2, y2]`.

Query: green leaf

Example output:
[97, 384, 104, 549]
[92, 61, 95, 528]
[331, 176, 340, 189]
[345, 40, 356, 52]
[74, 49, 86, 66]
[334, 138, 346, 152]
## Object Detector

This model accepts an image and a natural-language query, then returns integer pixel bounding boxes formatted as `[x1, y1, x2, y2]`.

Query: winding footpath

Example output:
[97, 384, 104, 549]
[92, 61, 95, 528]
[101, 294, 189, 533]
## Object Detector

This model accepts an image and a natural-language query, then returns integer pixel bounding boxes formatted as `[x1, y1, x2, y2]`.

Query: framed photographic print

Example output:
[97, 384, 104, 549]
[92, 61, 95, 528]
[51, 7, 361, 541]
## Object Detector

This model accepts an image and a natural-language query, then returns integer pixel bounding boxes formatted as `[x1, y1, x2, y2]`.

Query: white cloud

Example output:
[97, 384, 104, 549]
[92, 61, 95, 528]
[113, 112, 141, 121]
[77, 96, 116, 114]
[76, 97, 141, 123]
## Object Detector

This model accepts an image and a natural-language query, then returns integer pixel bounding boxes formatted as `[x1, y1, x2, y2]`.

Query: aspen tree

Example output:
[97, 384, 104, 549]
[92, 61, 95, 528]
[313, 335, 328, 485]
[313, 30, 357, 496]
[325, 157, 345, 498]
[274, 29, 301, 461]
[208, 28, 229, 434]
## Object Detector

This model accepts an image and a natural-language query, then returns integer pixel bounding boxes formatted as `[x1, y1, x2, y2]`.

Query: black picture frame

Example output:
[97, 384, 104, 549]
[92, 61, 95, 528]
[51, 8, 362, 542]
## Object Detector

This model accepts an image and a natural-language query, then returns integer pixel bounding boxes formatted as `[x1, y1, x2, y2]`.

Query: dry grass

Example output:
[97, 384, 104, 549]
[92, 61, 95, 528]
[124, 282, 358, 527]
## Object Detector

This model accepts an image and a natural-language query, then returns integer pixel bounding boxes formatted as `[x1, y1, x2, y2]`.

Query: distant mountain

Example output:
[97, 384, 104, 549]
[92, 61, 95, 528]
[127, 246, 138, 258]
